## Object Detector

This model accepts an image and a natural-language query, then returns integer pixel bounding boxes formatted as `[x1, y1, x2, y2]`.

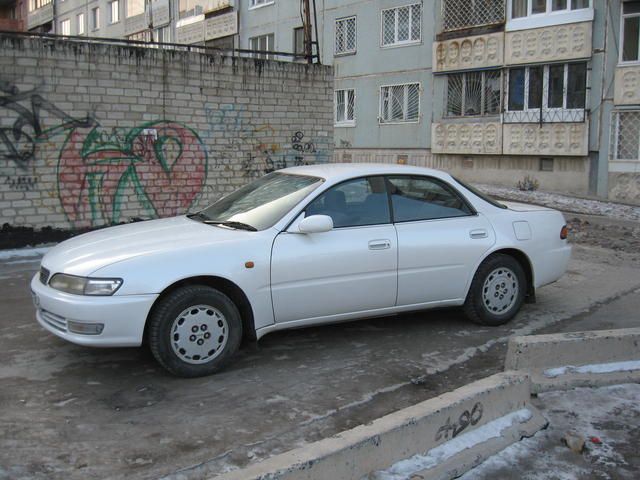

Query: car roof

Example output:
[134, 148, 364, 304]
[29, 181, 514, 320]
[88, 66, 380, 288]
[279, 163, 453, 183]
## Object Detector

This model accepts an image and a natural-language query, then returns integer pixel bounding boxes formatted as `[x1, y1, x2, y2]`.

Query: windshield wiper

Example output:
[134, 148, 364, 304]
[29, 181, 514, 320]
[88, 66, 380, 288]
[186, 211, 211, 222]
[203, 220, 258, 232]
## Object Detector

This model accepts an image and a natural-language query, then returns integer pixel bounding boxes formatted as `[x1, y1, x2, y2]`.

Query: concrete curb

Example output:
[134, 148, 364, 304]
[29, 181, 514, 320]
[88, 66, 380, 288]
[211, 372, 547, 480]
[505, 327, 640, 393]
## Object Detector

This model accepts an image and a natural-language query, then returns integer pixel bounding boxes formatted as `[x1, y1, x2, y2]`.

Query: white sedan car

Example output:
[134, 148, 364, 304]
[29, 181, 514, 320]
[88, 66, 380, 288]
[32, 164, 570, 377]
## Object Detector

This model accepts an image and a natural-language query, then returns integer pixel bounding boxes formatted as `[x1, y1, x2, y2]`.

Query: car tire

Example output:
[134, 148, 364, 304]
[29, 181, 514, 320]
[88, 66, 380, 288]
[148, 285, 242, 377]
[463, 254, 526, 327]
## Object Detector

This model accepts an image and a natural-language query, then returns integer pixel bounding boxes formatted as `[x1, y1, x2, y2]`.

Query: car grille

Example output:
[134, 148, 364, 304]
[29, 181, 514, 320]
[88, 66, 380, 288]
[40, 267, 50, 285]
[40, 309, 67, 333]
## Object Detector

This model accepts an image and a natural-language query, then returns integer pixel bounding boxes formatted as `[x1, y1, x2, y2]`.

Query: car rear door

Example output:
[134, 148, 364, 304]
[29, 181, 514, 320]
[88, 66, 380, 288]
[270, 176, 398, 323]
[387, 175, 496, 306]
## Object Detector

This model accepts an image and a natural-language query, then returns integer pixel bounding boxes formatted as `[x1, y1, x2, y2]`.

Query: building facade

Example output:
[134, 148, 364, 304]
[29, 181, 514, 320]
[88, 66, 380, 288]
[23, 0, 640, 202]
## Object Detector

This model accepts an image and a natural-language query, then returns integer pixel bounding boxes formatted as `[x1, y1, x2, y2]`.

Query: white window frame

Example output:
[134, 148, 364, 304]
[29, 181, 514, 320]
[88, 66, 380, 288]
[60, 18, 71, 35]
[109, 0, 120, 24]
[507, 0, 594, 31]
[335, 16, 357, 55]
[335, 88, 356, 127]
[380, 3, 422, 48]
[249, 33, 275, 59]
[249, 0, 274, 10]
[28, 0, 51, 13]
[379, 82, 421, 124]
[91, 6, 100, 30]
[620, 1, 640, 64]
[77, 12, 85, 35]
[505, 62, 588, 123]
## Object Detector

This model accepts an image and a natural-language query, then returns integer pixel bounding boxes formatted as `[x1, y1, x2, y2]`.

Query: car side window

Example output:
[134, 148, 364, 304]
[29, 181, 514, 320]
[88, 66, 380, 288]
[305, 177, 390, 228]
[387, 176, 473, 222]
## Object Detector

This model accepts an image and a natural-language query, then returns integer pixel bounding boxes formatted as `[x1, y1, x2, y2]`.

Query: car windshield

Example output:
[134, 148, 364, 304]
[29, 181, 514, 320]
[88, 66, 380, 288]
[192, 172, 323, 231]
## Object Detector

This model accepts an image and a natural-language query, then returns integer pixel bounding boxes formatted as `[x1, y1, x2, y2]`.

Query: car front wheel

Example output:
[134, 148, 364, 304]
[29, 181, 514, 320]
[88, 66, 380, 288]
[148, 285, 242, 377]
[463, 254, 526, 326]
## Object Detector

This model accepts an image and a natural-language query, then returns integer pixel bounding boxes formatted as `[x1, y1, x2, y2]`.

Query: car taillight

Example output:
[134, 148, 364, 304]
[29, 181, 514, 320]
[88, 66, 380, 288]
[560, 225, 568, 240]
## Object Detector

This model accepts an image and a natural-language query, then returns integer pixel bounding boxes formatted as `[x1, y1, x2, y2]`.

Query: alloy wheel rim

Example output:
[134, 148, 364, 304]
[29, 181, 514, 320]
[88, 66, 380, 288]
[170, 305, 228, 364]
[482, 267, 519, 315]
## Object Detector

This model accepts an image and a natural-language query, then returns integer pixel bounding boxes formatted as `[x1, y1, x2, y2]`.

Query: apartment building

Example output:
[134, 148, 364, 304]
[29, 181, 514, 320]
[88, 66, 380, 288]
[22, 0, 640, 202]
[0, 0, 26, 31]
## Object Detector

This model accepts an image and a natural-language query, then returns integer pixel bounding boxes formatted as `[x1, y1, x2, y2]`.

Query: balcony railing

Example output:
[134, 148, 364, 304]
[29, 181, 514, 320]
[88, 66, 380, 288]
[442, 0, 505, 32]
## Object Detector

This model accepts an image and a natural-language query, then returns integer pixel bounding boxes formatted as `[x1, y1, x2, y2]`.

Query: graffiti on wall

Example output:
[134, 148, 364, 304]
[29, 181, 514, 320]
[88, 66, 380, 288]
[4, 175, 38, 191]
[58, 122, 208, 228]
[204, 103, 325, 178]
[0, 80, 94, 170]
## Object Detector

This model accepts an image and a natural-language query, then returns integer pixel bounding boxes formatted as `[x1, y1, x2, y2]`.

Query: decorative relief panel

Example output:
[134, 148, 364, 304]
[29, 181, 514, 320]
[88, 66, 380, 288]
[432, 122, 502, 155]
[433, 32, 503, 73]
[27, 3, 53, 30]
[614, 66, 640, 106]
[124, 13, 147, 36]
[505, 21, 592, 65]
[503, 122, 588, 156]
[176, 18, 205, 44]
[204, 11, 238, 41]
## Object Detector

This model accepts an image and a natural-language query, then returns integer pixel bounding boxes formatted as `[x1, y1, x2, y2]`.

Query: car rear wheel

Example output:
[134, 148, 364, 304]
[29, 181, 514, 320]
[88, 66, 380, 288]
[148, 285, 242, 377]
[463, 254, 526, 326]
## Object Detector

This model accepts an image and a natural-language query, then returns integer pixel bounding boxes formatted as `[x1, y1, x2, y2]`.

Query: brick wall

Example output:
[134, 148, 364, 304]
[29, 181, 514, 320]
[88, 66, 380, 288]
[0, 34, 334, 230]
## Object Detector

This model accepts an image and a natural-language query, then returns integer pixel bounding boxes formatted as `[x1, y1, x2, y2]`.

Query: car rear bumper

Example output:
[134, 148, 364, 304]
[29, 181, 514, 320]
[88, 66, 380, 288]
[31, 274, 157, 347]
[534, 244, 572, 288]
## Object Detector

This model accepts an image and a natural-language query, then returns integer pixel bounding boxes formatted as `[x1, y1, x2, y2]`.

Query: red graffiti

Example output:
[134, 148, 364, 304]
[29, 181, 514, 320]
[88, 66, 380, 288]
[58, 122, 207, 228]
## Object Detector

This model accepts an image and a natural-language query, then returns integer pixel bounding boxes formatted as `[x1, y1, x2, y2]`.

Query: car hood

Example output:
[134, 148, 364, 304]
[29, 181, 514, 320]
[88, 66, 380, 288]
[501, 201, 554, 212]
[42, 216, 251, 277]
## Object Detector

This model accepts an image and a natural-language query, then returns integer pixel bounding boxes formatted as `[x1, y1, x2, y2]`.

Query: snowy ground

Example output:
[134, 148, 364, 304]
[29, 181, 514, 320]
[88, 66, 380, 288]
[459, 384, 640, 480]
[475, 184, 640, 223]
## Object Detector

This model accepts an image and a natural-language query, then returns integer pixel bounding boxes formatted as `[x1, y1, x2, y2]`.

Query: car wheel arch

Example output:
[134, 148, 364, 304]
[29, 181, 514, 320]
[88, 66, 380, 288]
[469, 248, 536, 303]
[144, 276, 257, 344]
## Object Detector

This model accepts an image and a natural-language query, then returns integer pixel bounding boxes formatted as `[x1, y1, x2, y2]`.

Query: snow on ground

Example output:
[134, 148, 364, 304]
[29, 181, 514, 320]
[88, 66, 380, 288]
[0, 246, 50, 260]
[475, 183, 640, 222]
[544, 360, 640, 378]
[459, 384, 640, 480]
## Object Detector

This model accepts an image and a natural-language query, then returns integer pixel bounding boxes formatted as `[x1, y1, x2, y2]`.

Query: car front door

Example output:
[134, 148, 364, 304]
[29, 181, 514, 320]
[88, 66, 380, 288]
[387, 175, 496, 306]
[270, 176, 398, 324]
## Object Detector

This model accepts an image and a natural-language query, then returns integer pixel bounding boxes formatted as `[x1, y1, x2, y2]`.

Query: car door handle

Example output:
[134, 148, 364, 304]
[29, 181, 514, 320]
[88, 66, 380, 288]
[368, 239, 391, 250]
[469, 229, 488, 239]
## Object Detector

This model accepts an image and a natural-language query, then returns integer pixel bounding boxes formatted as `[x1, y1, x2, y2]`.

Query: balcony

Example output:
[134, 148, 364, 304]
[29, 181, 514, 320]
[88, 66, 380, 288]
[614, 65, 640, 106]
[0, 18, 23, 31]
[505, 21, 592, 65]
[503, 122, 588, 156]
[124, 0, 170, 36]
[441, 0, 505, 33]
[26, 2, 52, 30]
[433, 32, 503, 73]
[432, 121, 502, 155]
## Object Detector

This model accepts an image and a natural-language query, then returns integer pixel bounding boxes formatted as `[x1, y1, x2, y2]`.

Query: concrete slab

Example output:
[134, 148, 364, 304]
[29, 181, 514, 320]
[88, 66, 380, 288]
[211, 372, 547, 480]
[505, 328, 640, 392]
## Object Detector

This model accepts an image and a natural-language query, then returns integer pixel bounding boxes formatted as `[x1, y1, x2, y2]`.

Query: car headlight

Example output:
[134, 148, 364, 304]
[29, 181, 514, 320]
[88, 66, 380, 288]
[48, 274, 123, 296]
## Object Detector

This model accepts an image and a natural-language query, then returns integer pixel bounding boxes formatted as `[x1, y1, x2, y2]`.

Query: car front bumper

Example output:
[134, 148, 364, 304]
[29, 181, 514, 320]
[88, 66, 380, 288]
[31, 274, 158, 347]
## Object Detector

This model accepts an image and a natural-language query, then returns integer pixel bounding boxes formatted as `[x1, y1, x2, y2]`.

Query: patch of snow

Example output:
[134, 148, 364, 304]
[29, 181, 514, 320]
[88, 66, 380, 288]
[0, 246, 50, 260]
[475, 183, 640, 222]
[367, 409, 533, 480]
[544, 360, 640, 378]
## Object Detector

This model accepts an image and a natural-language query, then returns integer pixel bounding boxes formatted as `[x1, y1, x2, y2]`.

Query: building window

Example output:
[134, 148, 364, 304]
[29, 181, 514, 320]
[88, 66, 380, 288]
[28, 0, 51, 13]
[155, 25, 170, 43]
[335, 16, 356, 55]
[249, 34, 274, 59]
[611, 111, 640, 162]
[446, 70, 501, 117]
[60, 18, 70, 35]
[250, 0, 274, 8]
[91, 7, 100, 30]
[506, 62, 587, 122]
[442, 0, 505, 32]
[335, 89, 356, 126]
[381, 3, 421, 47]
[380, 83, 420, 123]
[539, 157, 554, 171]
[293, 27, 305, 58]
[127, 0, 145, 18]
[510, 0, 590, 19]
[109, 0, 120, 24]
[128, 30, 152, 42]
[622, 1, 640, 62]
[77, 13, 85, 35]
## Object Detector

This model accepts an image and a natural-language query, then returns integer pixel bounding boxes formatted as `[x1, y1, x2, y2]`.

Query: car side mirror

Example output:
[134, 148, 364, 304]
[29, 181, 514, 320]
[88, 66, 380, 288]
[298, 215, 334, 234]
